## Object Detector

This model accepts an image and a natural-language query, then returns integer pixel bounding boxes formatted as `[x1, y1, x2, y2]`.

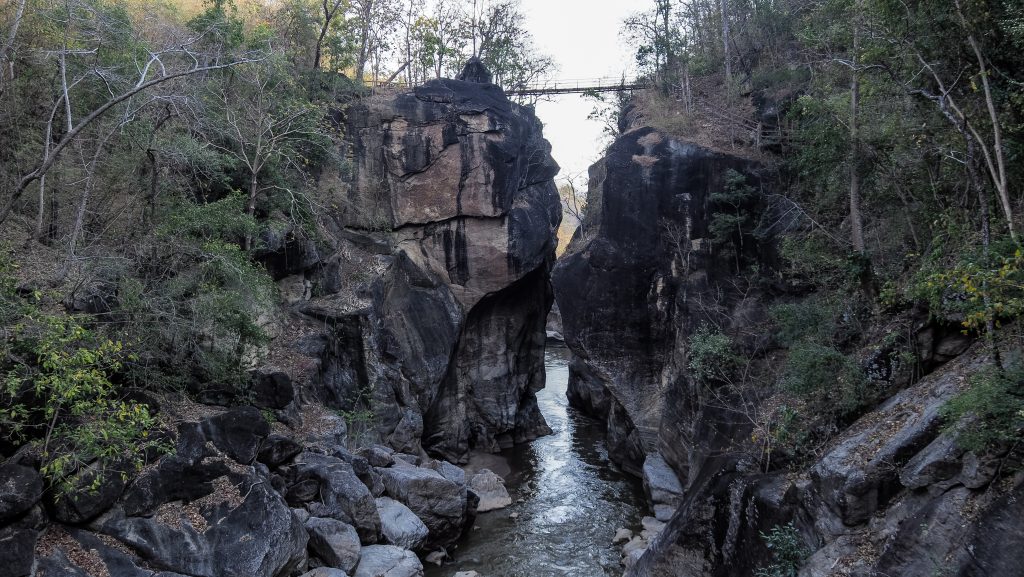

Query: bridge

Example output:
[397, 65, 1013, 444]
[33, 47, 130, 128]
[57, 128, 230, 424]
[505, 77, 648, 96]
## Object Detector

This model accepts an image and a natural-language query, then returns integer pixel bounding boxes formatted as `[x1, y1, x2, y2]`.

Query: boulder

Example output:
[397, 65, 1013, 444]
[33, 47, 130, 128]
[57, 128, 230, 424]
[352, 545, 424, 577]
[97, 470, 307, 577]
[310, 62, 560, 463]
[294, 452, 381, 542]
[378, 464, 468, 547]
[300, 569, 350, 577]
[258, 434, 304, 468]
[306, 517, 361, 573]
[249, 368, 296, 410]
[51, 462, 127, 524]
[0, 526, 37, 577]
[376, 497, 429, 550]
[642, 453, 683, 512]
[357, 446, 395, 468]
[201, 406, 271, 464]
[0, 464, 42, 522]
[467, 469, 512, 512]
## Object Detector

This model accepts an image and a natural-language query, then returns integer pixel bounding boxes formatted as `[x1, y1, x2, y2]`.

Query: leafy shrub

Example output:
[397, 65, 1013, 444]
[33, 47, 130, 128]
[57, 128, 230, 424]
[781, 341, 867, 415]
[688, 325, 739, 384]
[769, 299, 839, 346]
[913, 240, 1024, 333]
[942, 366, 1024, 453]
[115, 194, 275, 392]
[755, 522, 809, 577]
[1, 255, 165, 493]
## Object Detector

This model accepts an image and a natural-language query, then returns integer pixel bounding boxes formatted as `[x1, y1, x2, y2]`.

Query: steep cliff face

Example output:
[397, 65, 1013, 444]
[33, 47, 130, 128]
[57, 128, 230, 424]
[553, 123, 1024, 577]
[300, 66, 560, 463]
[552, 127, 763, 476]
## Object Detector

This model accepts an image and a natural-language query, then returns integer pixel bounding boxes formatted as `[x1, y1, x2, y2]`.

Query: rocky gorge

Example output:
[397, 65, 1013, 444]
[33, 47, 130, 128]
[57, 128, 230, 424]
[0, 61, 560, 577]
[1, 57, 1022, 577]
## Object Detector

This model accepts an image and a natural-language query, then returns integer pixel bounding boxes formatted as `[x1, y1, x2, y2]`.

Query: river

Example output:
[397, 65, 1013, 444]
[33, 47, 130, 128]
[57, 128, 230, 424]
[426, 342, 647, 577]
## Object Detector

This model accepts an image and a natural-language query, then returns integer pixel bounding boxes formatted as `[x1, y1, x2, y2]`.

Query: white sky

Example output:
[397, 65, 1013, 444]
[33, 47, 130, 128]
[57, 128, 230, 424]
[517, 0, 651, 180]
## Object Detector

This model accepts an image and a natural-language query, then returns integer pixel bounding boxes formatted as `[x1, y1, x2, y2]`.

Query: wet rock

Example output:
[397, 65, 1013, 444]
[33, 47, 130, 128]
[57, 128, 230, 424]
[258, 434, 304, 468]
[467, 469, 512, 512]
[376, 496, 429, 550]
[353, 545, 424, 577]
[294, 453, 381, 542]
[613, 528, 633, 544]
[0, 464, 42, 522]
[378, 464, 468, 547]
[201, 406, 271, 464]
[306, 517, 361, 573]
[454, 572, 481, 577]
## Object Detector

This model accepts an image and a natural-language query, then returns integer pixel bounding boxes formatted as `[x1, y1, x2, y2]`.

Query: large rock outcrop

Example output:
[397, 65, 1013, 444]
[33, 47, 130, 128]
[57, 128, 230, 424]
[292, 61, 560, 463]
[552, 127, 762, 475]
[554, 120, 1024, 577]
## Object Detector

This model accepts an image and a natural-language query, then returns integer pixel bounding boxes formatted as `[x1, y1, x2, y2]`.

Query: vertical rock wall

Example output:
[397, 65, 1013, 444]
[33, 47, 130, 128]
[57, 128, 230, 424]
[304, 66, 560, 463]
[552, 127, 761, 476]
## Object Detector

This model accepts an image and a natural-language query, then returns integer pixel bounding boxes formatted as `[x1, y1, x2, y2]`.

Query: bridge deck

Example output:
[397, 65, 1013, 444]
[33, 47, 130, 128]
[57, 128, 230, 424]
[506, 79, 646, 96]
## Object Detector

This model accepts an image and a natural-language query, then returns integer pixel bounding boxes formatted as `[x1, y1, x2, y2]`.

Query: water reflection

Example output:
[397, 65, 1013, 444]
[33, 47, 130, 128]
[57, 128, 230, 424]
[426, 343, 646, 577]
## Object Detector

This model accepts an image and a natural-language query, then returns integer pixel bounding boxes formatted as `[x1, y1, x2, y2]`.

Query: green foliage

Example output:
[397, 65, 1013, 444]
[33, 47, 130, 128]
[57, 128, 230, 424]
[781, 341, 867, 415]
[755, 523, 809, 577]
[913, 240, 1024, 333]
[688, 326, 739, 385]
[769, 299, 839, 347]
[943, 366, 1024, 453]
[1, 255, 165, 493]
[116, 195, 275, 391]
[709, 169, 757, 268]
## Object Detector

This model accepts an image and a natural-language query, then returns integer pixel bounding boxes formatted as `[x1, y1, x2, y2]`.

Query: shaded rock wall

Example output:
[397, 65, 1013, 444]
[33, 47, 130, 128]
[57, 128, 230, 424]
[552, 127, 761, 475]
[553, 122, 1023, 577]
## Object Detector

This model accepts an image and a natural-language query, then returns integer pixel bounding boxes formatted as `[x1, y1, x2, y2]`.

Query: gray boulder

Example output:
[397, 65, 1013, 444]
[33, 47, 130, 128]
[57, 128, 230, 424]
[376, 497, 429, 550]
[642, 453, 683, 520]
[353, 545, 424, 577]
[294, 452, 381, 542]
[300, 569, 350, 577]
[306, 517, 360, 573]
[467, 469, 512, 512]
[378, 464, 468, 547]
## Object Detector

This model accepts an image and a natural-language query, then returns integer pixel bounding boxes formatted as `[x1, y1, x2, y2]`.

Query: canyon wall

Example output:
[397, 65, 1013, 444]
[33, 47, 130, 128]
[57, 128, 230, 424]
[554, 121, 1024, 576]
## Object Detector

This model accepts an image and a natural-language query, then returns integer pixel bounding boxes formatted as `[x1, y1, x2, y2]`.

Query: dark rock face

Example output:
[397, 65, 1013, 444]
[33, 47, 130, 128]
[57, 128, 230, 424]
[293, 452, 381, 542]
[98, 469, 307, 577]
[0, 464, 42, 523]
[303, 67, 560, 462]
[552, 128, 760, 475]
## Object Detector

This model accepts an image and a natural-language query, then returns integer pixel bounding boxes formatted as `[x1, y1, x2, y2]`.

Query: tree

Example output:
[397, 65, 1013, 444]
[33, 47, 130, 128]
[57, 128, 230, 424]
[200, 60, 322, 248]
[0, 0, 267, 226]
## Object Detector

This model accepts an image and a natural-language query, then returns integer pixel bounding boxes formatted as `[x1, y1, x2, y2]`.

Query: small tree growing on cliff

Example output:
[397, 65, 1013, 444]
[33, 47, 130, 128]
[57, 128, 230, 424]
[710, 169, 757, 273]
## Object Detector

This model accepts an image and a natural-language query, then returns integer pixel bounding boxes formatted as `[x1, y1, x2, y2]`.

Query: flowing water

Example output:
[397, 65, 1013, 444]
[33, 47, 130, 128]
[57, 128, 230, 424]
[426, 342, 647, 577]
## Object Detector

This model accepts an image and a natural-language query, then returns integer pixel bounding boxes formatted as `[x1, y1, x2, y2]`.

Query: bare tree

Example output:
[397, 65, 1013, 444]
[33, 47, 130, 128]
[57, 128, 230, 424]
[0, 32, 267, 225]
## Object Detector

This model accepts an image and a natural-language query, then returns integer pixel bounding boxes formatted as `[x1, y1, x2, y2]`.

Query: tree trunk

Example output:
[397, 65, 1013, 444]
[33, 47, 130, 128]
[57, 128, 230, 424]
[849, 7, 865, 254]
[720, 0, 731, 84]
